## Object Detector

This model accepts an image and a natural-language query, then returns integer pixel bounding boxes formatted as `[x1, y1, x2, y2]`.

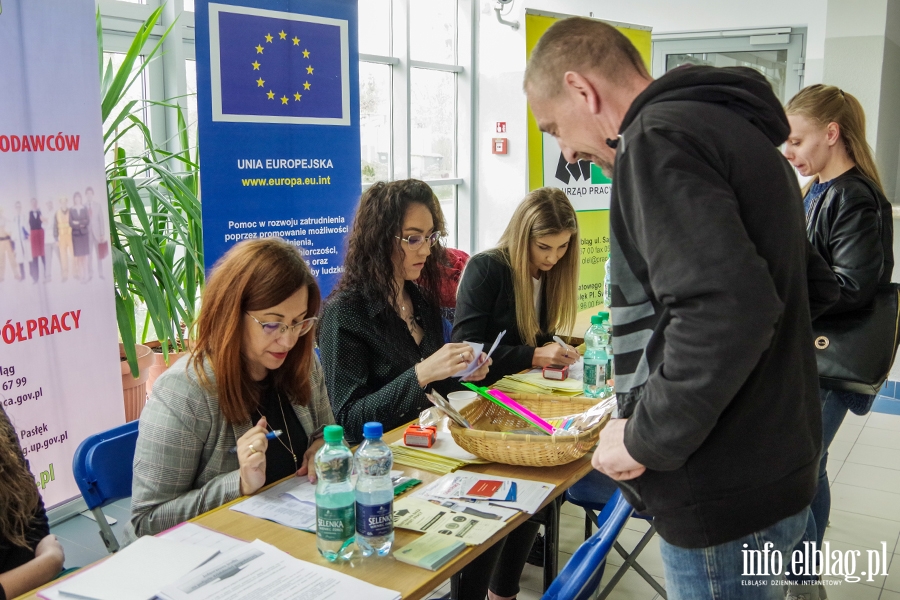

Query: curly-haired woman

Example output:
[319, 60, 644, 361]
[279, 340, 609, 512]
[0, 407, 65, 600]
[318, 179, 490, 446]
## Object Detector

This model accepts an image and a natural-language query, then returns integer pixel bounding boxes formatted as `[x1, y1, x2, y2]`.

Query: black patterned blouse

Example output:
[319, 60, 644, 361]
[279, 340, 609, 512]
[318, 282, 460, 445]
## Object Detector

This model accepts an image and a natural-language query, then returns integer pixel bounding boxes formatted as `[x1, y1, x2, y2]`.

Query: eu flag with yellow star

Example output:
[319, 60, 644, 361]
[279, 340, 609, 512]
[217, 10, 345, 121]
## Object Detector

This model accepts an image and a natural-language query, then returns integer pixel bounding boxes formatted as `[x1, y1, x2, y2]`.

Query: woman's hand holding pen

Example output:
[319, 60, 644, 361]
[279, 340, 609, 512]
[238, 417, 269, 496]
[533, 342, 578, 368]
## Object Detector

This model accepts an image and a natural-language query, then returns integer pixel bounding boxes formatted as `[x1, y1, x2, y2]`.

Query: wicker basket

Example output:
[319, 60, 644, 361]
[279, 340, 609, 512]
[448, 394, 609, 466]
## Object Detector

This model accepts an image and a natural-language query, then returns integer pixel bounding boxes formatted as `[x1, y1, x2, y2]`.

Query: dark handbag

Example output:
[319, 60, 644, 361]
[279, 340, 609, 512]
[813, 283, 900, 395]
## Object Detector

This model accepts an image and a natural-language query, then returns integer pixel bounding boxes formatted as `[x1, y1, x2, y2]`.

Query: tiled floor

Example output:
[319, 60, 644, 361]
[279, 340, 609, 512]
[52, 411, 900, 600]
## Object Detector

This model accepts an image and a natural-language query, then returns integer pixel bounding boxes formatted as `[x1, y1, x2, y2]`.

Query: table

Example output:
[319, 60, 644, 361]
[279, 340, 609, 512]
[19, 425, 596, 600]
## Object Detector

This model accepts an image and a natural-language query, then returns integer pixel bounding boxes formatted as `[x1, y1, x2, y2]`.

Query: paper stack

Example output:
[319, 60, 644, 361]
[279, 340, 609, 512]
[158, 539, 401, 600]
[390, 434, 488, 475]
[40, 536, 220, 600]
[499, 372, 585, 395]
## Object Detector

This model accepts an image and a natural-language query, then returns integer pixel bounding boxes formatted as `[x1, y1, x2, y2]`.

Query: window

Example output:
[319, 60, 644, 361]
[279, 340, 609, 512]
[652, 28, 806, 104]
[360, 62, 391, 184]
[102, 51, 150, 177]
[185, 59, 198, 156]
[359, 0, 473, 249]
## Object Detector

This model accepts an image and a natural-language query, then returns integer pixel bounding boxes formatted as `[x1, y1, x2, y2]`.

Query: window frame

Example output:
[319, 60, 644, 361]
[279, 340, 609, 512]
[652, 27, 807, 104]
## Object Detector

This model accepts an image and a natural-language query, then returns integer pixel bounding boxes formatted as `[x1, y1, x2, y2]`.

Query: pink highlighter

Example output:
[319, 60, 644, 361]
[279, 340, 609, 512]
[460, 382, 556, 435]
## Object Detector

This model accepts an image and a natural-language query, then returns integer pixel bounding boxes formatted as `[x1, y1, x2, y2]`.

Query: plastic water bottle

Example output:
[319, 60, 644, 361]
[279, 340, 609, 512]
[315, 425, 356, 561]
[603, 253, 612, 307]
[355, 422, 394, 557]
[583, 316, 610, 398]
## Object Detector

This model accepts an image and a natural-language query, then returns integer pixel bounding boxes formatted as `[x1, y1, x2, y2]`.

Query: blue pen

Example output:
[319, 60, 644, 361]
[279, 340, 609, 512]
[229, 429, 283, 454]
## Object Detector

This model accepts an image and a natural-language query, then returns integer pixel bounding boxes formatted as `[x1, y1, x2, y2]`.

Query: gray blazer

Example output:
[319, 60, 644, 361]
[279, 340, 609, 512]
[124, 354, 334, 542]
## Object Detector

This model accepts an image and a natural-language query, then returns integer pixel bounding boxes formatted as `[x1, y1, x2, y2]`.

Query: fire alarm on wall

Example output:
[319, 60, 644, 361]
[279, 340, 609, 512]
[495, 122, 506, 133]
[492, 138, 508, 154]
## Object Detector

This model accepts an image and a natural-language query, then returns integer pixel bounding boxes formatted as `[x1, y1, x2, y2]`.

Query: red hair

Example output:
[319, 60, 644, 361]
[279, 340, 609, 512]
[189, 238, 321, 424]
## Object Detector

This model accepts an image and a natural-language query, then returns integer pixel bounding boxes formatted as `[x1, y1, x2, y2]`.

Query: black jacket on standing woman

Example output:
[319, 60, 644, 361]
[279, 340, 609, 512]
[806, 167, 893, 315]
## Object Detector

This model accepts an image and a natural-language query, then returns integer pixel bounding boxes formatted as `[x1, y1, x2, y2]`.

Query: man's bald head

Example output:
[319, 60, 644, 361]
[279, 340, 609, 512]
[524, 17, 649, 98]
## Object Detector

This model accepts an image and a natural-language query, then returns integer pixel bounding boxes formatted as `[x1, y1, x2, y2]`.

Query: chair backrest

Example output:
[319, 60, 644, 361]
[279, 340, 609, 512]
[541, 489, 634, 600]
[71, 420, 140, 510]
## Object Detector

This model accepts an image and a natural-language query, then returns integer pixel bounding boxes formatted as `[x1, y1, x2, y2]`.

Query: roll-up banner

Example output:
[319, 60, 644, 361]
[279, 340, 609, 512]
[525, 10, 651, 312]
[0, 0, 125, 507]
[195, 0, 361, 297]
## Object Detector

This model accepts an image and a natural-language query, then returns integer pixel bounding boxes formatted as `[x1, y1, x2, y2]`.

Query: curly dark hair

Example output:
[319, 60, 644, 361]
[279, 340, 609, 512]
[0, 407, 40, 549]
[334, 179, 447, 310]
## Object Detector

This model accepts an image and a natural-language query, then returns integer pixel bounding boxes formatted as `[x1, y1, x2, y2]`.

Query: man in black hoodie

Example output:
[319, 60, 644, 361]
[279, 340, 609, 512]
[526, 18, 826, 599]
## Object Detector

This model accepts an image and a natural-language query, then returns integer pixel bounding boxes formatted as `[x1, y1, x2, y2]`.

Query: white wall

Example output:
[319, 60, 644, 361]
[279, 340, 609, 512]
[475, 0, 828, 251]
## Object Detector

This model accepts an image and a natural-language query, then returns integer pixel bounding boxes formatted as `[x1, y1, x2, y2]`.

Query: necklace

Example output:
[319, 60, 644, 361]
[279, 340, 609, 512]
[258, 391, 298, 472]
[395, 292, 419, 336]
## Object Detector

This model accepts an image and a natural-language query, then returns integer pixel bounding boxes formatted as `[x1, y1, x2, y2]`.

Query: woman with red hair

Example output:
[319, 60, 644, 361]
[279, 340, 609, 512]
[125, 238, 334, 541]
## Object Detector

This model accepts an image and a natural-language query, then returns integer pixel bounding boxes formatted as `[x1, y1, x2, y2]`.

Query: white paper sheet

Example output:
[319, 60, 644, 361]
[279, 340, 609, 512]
[45, 536, 218, 600]
[159, 523, 249, 556]
[412, 471, 553, 515]
[229, 477, 317, 531]
[393, 498, 506, 545]
[158, 539, 401, 600]
[452, 330, 506, 378]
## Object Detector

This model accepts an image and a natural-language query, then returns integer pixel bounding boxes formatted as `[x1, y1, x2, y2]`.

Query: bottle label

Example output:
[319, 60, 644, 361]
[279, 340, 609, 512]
[584, 362, 607, 386]
[317, 505, 355, 541]
[356, 501, 393, 537]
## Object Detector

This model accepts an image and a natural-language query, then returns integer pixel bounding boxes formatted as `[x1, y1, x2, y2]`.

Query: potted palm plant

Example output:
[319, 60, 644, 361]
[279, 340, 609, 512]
[99, 7, 204, 420]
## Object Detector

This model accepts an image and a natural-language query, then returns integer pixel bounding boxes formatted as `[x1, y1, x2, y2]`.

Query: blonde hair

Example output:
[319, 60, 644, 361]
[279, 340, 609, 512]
[496, 188, 579, 346]
[524, 17, 649, 98]
[785, 85, 884, 196]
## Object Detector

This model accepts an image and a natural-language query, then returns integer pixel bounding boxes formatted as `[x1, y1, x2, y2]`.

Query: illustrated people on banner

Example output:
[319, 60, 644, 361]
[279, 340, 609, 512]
[69, 191, 90, 282]
[28, 198, 47, 283]
[0, 207, 18, 282]
[54, 196, 73, 283]
[12, 200, 31, 282]
[44, 199, 57, 282]
[86, 186, 107, 280]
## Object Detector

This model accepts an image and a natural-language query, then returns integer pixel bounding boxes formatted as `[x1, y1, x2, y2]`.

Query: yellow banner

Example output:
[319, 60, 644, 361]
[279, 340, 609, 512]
[525, 11, 651, 315]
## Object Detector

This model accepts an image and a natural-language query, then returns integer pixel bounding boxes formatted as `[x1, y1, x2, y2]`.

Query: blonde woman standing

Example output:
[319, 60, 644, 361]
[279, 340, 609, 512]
[783, 85, 893, 575]
[453, 187, 580, 383]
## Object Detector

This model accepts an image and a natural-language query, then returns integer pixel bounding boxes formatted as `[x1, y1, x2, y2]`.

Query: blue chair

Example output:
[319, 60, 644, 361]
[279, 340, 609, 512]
[565, 471, 666, 599]
[541, 489, 633, 600]
[71, 420, 140, 553]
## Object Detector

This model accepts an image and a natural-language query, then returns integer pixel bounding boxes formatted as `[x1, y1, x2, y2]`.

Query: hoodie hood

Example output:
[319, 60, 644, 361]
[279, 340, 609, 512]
[620, 66, 790, 146]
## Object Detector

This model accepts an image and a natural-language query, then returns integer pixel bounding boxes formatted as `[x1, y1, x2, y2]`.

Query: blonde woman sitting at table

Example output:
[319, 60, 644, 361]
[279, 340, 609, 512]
[453, 187, 581, 384]
[125, 238, 334, 541]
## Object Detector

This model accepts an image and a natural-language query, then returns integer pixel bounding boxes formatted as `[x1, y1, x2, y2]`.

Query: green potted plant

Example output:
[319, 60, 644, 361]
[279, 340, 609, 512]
[99, 7, 204, 419]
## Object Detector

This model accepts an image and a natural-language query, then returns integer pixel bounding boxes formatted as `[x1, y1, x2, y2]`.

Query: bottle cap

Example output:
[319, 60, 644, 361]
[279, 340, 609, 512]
[591, 315, 602, 325]
[363, 422, 383, 439]
[597, 311, 610, 320]
[323, 424, 344, 444]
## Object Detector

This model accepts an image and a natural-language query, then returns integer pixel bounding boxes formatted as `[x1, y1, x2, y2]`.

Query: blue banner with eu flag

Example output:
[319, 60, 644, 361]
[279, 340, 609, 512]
[196, 0, 360, 295]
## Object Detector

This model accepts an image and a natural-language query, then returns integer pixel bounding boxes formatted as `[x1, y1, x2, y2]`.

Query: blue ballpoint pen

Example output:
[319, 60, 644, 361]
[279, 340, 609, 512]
[228, 429, 283, 453]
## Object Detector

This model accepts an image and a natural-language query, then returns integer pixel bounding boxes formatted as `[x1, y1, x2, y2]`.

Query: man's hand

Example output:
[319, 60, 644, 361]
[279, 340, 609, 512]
[591, 418, 646, 480]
